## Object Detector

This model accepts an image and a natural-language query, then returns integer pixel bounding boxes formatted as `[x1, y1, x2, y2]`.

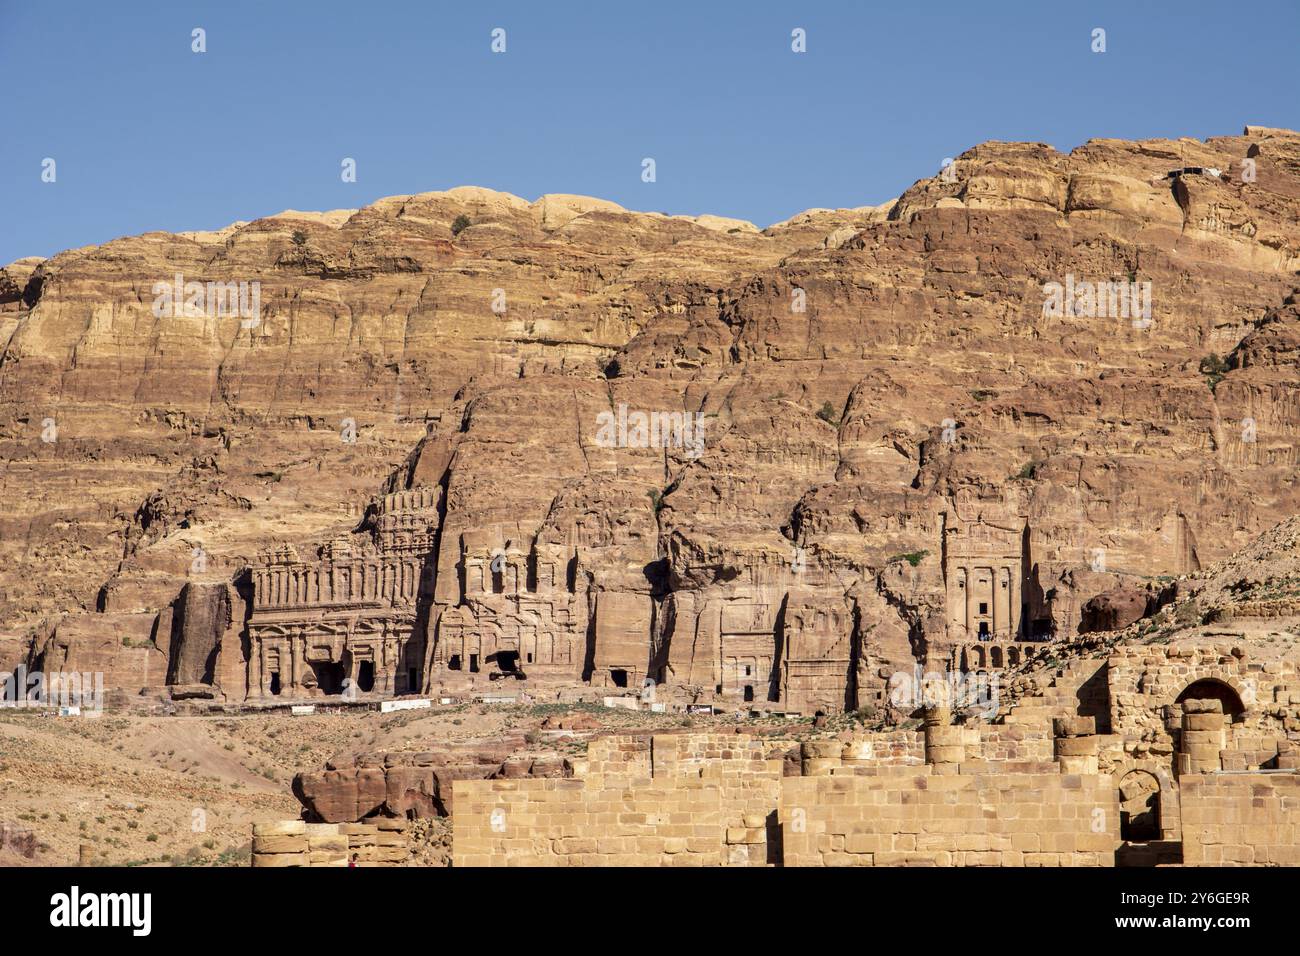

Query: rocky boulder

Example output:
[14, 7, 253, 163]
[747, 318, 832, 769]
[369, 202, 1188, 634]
[1079, 586, 1153, 634]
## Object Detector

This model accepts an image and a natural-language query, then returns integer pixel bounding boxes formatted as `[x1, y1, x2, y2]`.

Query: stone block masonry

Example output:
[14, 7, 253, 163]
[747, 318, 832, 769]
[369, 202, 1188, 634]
[252, 819, 409, 867]
[449, 725, 1300, 866]
[451, 730, 1122, 867]
[780, 768, 1120, 867]
[455, 732, 784, 867]
[453, 777, 735, 867]
[1180, 772, 1300, 865]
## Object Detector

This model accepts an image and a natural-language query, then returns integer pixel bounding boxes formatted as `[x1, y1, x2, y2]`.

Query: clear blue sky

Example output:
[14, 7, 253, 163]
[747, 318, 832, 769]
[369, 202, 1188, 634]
[2, 0, 1297, 266]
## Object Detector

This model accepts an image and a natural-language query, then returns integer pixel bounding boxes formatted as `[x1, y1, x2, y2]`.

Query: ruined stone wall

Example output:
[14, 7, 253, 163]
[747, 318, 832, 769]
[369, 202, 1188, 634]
[579, 735, 653, 775]
[1221, 733, 1296, 771]
[251, 819, 408, 867]
[974, 724, 1055, 762]
[798, 733, 924, 773]
[1107, 643, 1295, 732]
[455, 733, 784, 866]
[451, 728, 1123, 867]
[1102, 644, 1300, 773]
[451, 742, 1121, 867]
[645, 734, 783, 866]
[453, 777, 733, 866]
[645, 731, 783, 773]
[355, 725, 1300, 866]
[577, 731, 787, 777]
[1180, 772, 1300, 865]
[779, 767, 1120, 867]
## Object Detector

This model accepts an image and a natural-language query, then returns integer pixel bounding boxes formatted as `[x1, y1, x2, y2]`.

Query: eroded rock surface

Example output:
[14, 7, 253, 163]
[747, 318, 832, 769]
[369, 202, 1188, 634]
[4, 127, 1300, 715]
[292, 736, 572, 821]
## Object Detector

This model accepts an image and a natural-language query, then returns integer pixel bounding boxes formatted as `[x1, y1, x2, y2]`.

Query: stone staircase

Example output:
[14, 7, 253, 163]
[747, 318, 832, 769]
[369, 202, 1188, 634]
[998, 656, 1109, 731]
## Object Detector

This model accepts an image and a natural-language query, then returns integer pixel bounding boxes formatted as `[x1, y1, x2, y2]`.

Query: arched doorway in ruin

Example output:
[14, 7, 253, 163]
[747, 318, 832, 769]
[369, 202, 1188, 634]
[1118, 769, 1161, 842]
[1175, 678, 1245, 719]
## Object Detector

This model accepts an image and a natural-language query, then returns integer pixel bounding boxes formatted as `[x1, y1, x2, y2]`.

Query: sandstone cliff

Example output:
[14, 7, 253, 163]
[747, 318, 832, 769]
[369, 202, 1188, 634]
[3, 127, 1300, 713]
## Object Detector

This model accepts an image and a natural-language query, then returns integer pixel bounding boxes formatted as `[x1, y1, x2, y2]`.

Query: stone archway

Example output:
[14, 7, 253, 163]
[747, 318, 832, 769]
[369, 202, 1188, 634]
[1175, 678, 1245, 718]
[1118, 769, 1161, 841]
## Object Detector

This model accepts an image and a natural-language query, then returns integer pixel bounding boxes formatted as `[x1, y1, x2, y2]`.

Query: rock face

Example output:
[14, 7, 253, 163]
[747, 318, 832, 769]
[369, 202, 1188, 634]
[1079, 586, 1154, 634]
[4, 127, 1300, 713]
[165, 582, 232, 686]
[292, 737, 571, 822]
[28, 613, 166, 697]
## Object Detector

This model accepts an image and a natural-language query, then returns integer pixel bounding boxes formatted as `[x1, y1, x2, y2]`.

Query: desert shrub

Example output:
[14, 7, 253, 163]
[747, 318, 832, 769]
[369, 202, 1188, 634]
[1174, 600, 1200, 627]
[815, 401, 840, 426]
[1199, 353, 1229, 391]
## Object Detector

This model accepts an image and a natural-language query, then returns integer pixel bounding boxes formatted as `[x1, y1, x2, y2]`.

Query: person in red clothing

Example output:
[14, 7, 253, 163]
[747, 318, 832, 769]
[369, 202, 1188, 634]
[348, 853, 359, 868]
